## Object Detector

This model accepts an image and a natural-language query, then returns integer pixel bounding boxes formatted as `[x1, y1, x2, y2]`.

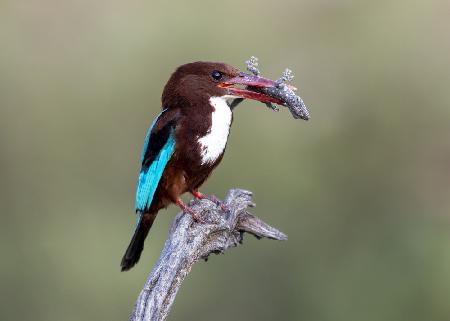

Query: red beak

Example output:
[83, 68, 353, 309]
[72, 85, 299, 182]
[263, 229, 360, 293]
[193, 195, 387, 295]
[218, 72, 284, 105]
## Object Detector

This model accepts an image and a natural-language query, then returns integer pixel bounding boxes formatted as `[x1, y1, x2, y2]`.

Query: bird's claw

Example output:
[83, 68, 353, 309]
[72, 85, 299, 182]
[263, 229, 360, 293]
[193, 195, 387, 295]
[176, 199, 206, 223]
[208, 195, 229, 213]
[186, 209, 206, 223]
[192, 191, 229, 213]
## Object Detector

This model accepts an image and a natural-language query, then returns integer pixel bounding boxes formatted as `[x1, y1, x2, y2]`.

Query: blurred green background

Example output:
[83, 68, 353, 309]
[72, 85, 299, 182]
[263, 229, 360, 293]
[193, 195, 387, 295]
[1, 0, 450, 320]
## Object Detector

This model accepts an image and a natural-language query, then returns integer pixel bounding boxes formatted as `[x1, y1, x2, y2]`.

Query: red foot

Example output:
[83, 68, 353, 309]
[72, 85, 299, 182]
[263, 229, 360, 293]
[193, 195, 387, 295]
[176, 199, 205, 223]
[191, 191, 228, 213]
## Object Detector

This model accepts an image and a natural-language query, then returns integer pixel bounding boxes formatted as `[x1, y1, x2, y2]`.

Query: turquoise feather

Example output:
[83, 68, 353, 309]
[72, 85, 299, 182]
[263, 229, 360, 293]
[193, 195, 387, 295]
[135, 110, 176, 213]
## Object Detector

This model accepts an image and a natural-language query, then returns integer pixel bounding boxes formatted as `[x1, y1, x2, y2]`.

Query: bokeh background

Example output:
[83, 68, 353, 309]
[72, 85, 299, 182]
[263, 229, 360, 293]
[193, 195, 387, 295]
[1, 0, 450, 320]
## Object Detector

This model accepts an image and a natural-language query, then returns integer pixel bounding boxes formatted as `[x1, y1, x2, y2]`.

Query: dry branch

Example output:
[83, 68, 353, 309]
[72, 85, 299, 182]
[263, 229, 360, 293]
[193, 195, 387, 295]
[128, 188, 287, 321]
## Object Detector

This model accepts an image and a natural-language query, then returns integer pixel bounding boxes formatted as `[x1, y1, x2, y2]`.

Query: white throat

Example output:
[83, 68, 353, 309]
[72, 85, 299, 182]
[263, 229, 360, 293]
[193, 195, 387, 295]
[198, 96, 233, 165]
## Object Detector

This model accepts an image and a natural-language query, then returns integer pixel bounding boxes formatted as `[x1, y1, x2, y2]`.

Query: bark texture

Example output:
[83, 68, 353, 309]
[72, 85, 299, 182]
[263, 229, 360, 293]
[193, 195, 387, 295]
[129, 188, 287, 321]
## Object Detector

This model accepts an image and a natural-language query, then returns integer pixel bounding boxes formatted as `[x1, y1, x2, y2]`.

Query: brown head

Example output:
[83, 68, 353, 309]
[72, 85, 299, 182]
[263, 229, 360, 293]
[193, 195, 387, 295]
[162, 61, 284, 110]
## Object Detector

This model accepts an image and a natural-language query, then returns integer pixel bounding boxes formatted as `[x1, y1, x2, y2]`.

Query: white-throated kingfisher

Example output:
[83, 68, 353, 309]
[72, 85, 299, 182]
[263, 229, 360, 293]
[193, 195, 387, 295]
[120, 62, 286, 271]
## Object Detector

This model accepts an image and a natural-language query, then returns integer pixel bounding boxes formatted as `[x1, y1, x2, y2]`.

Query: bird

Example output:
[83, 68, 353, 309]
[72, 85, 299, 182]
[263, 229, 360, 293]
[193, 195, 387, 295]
[120, 61, 285, 271]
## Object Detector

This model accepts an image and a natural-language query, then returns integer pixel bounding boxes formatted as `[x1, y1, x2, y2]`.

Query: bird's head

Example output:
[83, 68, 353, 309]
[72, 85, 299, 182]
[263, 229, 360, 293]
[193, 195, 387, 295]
[162, 61, 284, 110]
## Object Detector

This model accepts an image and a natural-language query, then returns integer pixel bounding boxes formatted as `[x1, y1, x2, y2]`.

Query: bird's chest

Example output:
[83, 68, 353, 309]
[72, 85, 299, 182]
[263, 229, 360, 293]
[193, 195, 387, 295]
[196, 97, 233, 165]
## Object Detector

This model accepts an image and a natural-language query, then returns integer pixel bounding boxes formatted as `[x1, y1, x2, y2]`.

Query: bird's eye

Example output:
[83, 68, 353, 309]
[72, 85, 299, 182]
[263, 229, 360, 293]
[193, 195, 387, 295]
[211, 70, 223, 81]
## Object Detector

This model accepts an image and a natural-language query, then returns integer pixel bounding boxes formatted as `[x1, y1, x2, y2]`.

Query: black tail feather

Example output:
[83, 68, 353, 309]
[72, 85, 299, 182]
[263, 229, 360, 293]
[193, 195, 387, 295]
[120, 212, 157, 271]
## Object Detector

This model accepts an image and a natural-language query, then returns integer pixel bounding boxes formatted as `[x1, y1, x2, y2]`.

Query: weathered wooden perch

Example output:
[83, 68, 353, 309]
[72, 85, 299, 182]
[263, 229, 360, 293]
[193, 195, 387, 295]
[128, 188, 287, 321]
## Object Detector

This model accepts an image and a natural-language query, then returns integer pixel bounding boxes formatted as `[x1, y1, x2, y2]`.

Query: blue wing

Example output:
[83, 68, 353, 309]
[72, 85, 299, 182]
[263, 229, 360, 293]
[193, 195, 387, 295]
[135, 109, 178, 213]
